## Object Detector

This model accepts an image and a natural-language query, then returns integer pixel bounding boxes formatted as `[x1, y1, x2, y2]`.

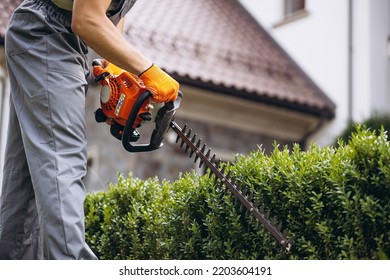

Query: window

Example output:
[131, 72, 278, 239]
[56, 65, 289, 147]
[284, 0, 306, 17]
[273, 0, 308, 27]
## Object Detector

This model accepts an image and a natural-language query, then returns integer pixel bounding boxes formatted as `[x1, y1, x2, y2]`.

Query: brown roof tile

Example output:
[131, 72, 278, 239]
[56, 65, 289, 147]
[124, 0, 335, 118]
[0, 0, 22, 42]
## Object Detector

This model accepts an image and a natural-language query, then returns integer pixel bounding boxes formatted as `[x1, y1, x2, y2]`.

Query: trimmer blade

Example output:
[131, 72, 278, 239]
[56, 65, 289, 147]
[170, 121, 292, 251]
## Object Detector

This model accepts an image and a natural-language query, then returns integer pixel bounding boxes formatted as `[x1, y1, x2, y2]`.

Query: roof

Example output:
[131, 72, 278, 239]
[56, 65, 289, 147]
[0, 0, 335, 118]
[124, 0, 335, 118]
[0, 0, 21, 43]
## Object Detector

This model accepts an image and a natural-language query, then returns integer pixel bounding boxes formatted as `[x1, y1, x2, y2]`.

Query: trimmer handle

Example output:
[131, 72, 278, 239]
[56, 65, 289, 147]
[122, 91, 183, 153]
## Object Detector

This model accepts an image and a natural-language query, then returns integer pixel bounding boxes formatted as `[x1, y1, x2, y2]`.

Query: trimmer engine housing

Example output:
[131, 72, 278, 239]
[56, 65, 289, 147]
[93, 59, 181, 152]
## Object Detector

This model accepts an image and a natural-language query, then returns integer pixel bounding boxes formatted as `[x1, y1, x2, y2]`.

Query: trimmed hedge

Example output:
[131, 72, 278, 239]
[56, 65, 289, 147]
[334, 114, 390, 146]
[85, 126, 390, 259]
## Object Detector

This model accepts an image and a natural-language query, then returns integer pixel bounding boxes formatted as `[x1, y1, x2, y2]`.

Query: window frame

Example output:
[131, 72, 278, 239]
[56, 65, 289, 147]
[273, 0, 309, 28]
[284, 0, 306, 17]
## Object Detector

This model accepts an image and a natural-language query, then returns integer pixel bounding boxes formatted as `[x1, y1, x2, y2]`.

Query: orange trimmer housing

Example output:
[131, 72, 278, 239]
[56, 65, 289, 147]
[97, 71, 150, 129]
[92, 59, 182, 153]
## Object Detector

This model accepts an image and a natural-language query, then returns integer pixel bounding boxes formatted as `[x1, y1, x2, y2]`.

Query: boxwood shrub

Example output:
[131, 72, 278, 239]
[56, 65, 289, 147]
[334, 114, 390, 146]
[85, 126, 390, 259]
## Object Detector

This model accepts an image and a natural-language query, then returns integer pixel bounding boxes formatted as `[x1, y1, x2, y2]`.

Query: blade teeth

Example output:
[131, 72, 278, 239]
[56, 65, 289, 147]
[191, 133, 197, 144]
[197, 144, 206, 166]
[175, 124, 182, 143]
[193, 139, 201, 162]
[175, 124, 292, 251]
[189, 143, 196, 158]
[196, 139, 201, 148]
[206, 149, 211, 157]
[189, 139, 196, 157]
[226, 171, 231, 179]
[179, 125, 189, 148]
[182, 124, 188, 133]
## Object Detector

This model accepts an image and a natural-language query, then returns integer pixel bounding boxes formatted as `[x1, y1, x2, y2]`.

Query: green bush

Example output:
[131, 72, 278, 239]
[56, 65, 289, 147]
[85, 127, 390, 259]
[334, 114, 390, 145]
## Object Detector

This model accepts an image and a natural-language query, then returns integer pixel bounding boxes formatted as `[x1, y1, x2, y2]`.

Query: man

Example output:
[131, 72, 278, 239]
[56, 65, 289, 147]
[0, 0, 179, 259]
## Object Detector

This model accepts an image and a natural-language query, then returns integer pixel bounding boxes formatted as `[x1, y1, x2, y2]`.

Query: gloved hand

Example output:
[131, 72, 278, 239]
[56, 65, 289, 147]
[139, 64, 179, 103]
[92, 59, 123, 82]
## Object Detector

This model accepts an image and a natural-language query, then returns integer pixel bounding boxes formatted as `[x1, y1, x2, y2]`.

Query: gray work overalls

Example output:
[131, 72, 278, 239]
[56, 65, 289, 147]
[0, 0, 136, 259]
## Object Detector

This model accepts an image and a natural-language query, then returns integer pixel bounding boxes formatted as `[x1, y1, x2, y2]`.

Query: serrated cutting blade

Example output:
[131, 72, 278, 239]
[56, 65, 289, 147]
[170, 121, 292, 251]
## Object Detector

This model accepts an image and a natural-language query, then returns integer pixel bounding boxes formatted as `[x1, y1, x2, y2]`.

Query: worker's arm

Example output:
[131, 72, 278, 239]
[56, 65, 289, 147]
[116, 17, 125, 34]
[71, 0, 179, 102]
[71, 0, 151, 75]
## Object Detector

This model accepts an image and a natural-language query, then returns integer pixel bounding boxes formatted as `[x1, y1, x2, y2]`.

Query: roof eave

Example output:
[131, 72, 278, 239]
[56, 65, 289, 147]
[173, 73, 335, 120]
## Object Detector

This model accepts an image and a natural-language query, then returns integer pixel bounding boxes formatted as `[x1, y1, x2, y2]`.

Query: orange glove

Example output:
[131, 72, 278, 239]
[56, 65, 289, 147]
[92, 59, 123, 80]
[139, 64, 179, 103]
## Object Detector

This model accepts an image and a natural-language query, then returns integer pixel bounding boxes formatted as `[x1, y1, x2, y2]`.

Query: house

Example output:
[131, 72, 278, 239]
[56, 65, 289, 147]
[1, 0, 335, 191]
[85, 0, 335, 189]
[239, 0, 390, 146]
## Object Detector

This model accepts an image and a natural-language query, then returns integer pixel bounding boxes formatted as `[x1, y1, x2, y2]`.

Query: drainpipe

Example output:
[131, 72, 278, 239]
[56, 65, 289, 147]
[348, 0, 354, 122]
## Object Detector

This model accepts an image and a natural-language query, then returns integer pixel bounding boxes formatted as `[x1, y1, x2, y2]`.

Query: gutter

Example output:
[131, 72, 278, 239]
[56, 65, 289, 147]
[174, 75, 335, 120]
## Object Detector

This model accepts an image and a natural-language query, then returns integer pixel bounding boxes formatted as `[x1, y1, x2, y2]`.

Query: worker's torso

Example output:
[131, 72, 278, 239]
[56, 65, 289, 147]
[51, 0, 128, 14]
[50, 0, 136, 24]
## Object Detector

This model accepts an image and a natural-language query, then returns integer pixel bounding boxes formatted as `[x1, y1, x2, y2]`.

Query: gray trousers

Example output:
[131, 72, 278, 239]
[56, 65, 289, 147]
[0, 0, 97, 259]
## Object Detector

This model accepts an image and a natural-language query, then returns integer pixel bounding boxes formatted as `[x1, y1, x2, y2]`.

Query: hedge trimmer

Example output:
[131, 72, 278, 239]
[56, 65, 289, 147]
[92, 59, 292, 251]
